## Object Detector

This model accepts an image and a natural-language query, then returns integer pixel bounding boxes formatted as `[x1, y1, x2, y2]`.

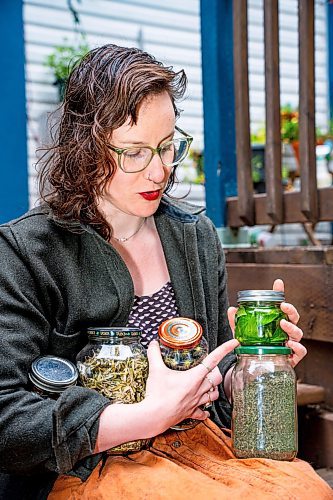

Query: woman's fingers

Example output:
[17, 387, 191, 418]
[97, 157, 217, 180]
[195, 338, 239, 377]
[198, 386, 219, 407]
[190, 407, 210, 421]
[227, 306, 238, 333]
[287, 339, 307, 367]
[280, 318, 303, 342]
[201, 367, 222, 394]
[146, 340, 166, 373]
[273, 278, 284, 292]
[281, 302, 300, 325]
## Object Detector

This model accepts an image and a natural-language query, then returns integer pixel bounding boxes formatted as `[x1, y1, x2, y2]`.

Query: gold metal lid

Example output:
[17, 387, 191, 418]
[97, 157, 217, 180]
[158, 317, 203, 349]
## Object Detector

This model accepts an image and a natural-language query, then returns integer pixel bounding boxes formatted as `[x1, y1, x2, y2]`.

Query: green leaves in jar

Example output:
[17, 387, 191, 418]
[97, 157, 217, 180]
[235, 305, 288, 345]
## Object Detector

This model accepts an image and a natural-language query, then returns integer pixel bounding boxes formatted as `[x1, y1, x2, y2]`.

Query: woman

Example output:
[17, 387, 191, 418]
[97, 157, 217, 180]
[0, 44, 331, 499]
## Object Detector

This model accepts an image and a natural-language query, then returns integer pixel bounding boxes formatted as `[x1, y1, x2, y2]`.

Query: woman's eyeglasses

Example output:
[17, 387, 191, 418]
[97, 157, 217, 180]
[107, 126, 193, 173]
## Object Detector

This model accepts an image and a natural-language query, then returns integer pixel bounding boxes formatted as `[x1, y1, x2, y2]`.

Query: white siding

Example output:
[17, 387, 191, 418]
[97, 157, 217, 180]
[23, 0, 329, 207]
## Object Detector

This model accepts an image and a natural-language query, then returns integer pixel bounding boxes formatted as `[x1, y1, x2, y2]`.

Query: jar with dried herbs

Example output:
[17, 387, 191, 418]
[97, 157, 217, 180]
[158, 317, 209, 431]
[76, 327, 150, 454]
[232, 346, 297, 460]
[235, 290, 288, 345]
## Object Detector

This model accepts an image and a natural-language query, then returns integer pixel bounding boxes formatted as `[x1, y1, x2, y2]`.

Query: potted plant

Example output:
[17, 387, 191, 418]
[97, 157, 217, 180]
[280, 104, 300, 166]
[45, 38, 89, 101]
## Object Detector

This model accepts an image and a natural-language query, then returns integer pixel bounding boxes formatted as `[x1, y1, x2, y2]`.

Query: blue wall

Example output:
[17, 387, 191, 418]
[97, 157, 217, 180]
[0, 1, 28, 223]
[200, 0, 237, 228]
[328, 2, 333, 122]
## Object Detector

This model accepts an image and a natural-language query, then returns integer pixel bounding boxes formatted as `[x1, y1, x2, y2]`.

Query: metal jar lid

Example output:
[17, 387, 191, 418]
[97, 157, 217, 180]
[29, 355, 78, 394]
[87, 327, 142, 339]
[158, 317, 203, 349]
[237, 290, 285, 303]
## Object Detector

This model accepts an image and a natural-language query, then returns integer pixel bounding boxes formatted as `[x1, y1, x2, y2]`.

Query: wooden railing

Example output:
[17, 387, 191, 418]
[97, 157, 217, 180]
[228, 0, 333, 229]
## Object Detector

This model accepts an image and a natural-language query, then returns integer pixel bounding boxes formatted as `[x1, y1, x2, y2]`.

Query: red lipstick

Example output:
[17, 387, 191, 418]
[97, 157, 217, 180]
[139, 190, 160, 201]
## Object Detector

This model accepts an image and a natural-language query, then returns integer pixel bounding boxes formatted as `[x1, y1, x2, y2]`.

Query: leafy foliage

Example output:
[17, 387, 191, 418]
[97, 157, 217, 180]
[45, 38, 90, 82]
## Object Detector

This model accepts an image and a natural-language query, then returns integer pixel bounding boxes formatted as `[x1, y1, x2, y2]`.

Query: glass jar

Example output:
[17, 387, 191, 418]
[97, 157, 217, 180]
[235, 290, 288, 345]
[158, 317, 209, 431]
[76, 327, 150, 454]
[232, 346, 297, 460]
[29, 355, 78, 399]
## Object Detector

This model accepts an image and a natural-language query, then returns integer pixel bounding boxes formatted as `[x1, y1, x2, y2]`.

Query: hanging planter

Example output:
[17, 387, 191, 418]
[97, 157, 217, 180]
[45, 39, 89, 101]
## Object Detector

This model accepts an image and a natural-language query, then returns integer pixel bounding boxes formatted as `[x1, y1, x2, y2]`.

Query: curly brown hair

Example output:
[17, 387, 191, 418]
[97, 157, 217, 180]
[38, 44, 187, 240]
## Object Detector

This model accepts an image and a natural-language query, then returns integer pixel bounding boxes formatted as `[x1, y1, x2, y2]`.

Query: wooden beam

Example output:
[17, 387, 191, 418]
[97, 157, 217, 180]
[233, 0, 254, 225]
[226, 262, 333, 343]
[297, 383, 325, 406]
[299, 0, 318, 222]
[264, 0, 283, 223]
[226, 186, 333, 226]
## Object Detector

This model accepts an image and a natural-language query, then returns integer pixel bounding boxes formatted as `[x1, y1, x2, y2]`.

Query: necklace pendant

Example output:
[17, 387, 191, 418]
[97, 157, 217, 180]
[113, 217, 147, 243]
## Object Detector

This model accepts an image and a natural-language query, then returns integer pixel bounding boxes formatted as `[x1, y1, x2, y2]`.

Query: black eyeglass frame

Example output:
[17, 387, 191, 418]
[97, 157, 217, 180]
[106, 126, 193, 173]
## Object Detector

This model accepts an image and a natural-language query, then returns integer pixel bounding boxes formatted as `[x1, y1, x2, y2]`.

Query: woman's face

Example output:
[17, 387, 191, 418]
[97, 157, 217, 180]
[98, 91, 176, 220]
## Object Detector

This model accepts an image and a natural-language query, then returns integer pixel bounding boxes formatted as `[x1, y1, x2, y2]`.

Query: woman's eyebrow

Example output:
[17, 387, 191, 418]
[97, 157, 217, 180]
[117, 131, 175, 146]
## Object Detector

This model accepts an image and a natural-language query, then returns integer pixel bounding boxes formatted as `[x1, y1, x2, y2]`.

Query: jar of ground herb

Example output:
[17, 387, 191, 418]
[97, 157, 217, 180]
[232, 346, 297, 460]
[76, 327, 150, 454]
[158, 317, 209, 431]
[235, 290, 288, 345]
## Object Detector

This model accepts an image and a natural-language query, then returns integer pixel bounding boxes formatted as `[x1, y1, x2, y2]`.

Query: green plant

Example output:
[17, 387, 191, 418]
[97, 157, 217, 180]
[251, 127, 266, 144]
[188, 148, 204, 184]
[280, 104, 299, 142]
[45, 38, 89, 99]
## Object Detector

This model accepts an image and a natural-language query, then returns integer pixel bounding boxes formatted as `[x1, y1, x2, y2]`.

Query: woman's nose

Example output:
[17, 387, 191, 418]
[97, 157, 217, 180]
[145, 154, 167, 184]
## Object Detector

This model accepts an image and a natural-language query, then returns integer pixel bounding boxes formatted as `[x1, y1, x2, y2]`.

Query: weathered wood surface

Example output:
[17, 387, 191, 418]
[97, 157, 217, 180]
[225, 248, 333, 344]
[297, 383, 325, 406]
[233, 0, 254, 225]
[297, 339, 333, 408]
[299, 0, 318, 222]
[264, 0, 283, 223]
[226, 187, 333, 227]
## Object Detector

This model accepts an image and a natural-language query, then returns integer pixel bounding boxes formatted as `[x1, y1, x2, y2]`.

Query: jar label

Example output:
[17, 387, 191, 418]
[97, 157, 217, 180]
[97, 344, 133, 360]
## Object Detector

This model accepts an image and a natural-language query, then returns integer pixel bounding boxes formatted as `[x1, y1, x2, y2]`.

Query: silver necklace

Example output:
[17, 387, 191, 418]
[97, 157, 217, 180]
[113, 217, 147, 243]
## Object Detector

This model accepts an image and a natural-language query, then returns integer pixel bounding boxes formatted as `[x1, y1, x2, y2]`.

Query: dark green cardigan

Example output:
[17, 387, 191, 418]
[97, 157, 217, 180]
[0, 197, 235, 485]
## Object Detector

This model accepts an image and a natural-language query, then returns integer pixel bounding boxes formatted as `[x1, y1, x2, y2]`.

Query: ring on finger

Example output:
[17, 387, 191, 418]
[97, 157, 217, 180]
[200, 360, 212, 373]
[206, 376, 214, 390]
[202, 391, 213, 410]
[203, 391, 213, 409]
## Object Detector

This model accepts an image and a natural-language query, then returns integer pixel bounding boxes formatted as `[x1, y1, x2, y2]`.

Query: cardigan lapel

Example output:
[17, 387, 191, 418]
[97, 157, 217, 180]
[154, 199, 207, 325]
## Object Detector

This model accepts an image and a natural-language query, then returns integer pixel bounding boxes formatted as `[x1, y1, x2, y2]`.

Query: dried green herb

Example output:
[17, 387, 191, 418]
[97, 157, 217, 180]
[160, 341, 208, 430]
[162, 343, 207, 371]
[232, 371, 297, 460]
[235, 304, 288, 345]
[78, 349, 149, 452]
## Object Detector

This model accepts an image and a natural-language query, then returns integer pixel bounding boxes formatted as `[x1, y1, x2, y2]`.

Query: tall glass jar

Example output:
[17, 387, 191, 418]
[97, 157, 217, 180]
[158, 317, 209, 431]
[76, 327, 150, 454]
[235, 290, 288, 345]
[232, 346, 297, 460]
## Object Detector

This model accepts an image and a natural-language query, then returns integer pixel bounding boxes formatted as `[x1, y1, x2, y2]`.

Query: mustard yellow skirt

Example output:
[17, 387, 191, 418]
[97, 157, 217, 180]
[49, 419, 333, 499]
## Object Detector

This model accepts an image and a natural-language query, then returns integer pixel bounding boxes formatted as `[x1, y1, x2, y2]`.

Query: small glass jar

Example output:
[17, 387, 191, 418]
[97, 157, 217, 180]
[235, 290, 288, 345]
[76, 327, 150, 454]
[29, 355, 78, 399]
[158, 317, 209, 431]
[232, 346, 297, 460]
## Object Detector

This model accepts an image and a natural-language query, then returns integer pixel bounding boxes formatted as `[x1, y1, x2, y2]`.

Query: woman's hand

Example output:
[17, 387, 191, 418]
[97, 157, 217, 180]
[95, 337, 239, 453]
[144, 338, 239, 435]
[227, 278, 307, 368]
